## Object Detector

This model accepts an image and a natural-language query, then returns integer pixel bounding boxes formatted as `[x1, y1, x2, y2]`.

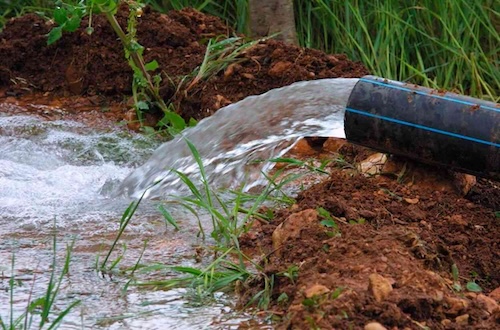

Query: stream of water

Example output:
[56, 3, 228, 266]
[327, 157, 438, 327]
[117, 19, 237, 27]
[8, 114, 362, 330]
[119, 78, 358, 199]
[0, 78, 358, 329]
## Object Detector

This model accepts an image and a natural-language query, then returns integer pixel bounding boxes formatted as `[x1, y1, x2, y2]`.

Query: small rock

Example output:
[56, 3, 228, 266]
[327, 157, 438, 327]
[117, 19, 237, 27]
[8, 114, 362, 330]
[489, 287, 500, 302]
[404, 197, 419, 204]
[441, 319, 452, 326]
[455, 314, 469, 324]
[322, 138, 346, 153]
[445, 296, 469, 315]
[453, 173, 477, 195]
[272, 209, 318, 255]
[268, 61, 292, 77]
[368, 273, 393, 302]
[448, 214, 468, 227]
[364, 322, 387, 330]
[290, 138, 317, 157]
[476, 294, 499, 314]
[124, 109, 141, 131]
[358, 153, 387, 176]
[304, 284, 330, 298]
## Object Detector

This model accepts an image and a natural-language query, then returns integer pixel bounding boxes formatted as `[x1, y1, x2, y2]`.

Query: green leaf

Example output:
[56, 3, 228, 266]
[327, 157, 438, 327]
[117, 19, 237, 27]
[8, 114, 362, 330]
[466, 282, 482, 292]
[302, 298, 316, 307]
[65, 15, 82, 32]
[277, 292, 289, 304]
[136, 101, 149, 110]
[53, 7, 67, 25]
[451, 263, 459, 282]
[163, 112, 187, 131]
[47, 26, 63, 45]
[494, 211, 500, 218]
[320, 219, 336, 228]
[188, 117, 198, 127]
[145, 60, 159, 71]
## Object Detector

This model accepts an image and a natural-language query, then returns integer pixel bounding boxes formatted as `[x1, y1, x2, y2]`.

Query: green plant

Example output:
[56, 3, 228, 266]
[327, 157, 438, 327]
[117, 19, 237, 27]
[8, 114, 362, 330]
[0, 238, 80, 329]
[278, 264, 300, 285]
[317, 207, 341, 237]
[451, 263, 483, 293]
[295, 0, 499, 101]
[184, 35, 260, 93]
[47, 0, 187, 134]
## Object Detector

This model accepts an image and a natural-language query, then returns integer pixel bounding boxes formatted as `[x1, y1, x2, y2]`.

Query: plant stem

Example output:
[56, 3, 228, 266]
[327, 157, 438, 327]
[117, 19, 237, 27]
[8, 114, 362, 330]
[101, 7, 168, 112]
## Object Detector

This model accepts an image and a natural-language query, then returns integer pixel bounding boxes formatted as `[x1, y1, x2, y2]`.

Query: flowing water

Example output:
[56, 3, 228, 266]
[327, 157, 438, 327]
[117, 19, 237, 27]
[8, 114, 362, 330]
[119, 78, 358, 199]
[0, 78, 358, 329]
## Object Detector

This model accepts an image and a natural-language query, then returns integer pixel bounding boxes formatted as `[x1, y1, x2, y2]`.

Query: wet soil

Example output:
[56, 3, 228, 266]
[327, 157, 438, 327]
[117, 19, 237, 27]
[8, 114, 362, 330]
[1, 6, 499, 330]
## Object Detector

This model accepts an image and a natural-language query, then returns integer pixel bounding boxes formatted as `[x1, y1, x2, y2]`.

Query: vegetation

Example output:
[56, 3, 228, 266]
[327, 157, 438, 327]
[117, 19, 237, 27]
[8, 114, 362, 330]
[0, 234, 80, 329]
[1, 1, 497, 100]
[147, 0, 500, 101]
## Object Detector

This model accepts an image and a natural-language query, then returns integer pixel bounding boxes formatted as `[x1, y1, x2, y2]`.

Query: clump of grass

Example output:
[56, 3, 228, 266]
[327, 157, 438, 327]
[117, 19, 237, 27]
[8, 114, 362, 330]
[184, 36, 260, 93]
[0, 234, 80, 329]
[102, 139, 329, 308]
[295, 0, 499, 101]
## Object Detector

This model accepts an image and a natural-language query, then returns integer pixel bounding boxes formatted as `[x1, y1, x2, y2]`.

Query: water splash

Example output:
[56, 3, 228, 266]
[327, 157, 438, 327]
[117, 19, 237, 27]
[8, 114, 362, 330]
[119, 78, 359, 199]
[0, 115, 160, 229]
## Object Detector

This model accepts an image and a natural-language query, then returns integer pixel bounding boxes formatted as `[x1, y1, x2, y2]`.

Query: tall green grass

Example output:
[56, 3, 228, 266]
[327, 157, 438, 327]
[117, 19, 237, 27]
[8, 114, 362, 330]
[295, 0, 499, 101]
[147, 0, 499, 101]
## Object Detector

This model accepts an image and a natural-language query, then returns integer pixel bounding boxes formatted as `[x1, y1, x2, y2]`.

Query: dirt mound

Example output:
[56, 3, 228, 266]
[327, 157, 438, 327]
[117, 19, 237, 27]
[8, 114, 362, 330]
[240, 166, 499, 329]
[0, 6, 367, 122]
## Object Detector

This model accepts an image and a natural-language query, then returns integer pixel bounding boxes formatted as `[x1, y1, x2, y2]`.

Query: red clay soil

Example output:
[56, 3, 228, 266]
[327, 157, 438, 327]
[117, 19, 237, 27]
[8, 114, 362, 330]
[0, 5, 366, 123]
[1, 6, 499, 330]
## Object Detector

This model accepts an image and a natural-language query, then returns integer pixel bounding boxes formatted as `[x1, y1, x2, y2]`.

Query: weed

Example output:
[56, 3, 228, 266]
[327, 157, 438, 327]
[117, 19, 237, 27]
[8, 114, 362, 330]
[0, 234, 80, 329]
[317, 207, 341, 238]
[278, 264, 299, 285]
[184, 36, 260, 93]
[46, 0, 187, 134]
[451, 263, 483, 293]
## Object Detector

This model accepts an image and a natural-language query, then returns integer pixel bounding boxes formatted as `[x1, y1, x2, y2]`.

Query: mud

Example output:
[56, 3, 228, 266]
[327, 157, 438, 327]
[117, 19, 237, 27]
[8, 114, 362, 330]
[0, 5, 498, 330]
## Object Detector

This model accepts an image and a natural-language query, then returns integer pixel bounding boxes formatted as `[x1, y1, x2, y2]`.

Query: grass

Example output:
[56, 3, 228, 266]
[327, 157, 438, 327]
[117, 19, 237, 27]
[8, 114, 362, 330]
[294, 0, 499, 101]
[100, 139, 332, 308]
[1, 1, 497, 100]
[147, 0, 500, 101]
[0, 231, 80, 330]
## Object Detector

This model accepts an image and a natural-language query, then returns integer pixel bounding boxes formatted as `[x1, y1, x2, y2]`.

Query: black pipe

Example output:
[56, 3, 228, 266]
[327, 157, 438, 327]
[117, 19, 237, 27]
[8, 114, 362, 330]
[345, 75, 500, 181]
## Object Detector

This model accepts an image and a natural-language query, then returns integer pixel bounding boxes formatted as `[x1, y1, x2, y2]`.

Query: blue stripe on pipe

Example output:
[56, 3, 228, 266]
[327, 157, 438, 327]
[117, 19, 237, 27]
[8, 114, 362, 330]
[360, 78, 500, 113]
[345, 107, 500, 148]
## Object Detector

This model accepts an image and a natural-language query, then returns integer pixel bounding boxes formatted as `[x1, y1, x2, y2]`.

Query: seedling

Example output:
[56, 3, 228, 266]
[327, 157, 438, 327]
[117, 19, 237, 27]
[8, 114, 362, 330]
[47, 0, 187, 133]
[451, 263, 483, 293]
[278, 264, 299, 285]
[317, 207, 341, 237]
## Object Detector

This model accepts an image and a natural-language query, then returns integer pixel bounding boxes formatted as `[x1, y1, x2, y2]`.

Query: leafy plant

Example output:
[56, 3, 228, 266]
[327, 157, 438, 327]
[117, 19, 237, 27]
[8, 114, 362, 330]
[451, 263, 483, 293]
[47, 0, 187, 134]
[317, 207, 341, 237]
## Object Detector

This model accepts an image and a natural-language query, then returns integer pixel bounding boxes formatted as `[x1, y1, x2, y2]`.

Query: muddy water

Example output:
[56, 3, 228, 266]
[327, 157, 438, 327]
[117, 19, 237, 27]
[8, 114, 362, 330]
[0, 113, 249, 329]
[119, 78, 358, 199]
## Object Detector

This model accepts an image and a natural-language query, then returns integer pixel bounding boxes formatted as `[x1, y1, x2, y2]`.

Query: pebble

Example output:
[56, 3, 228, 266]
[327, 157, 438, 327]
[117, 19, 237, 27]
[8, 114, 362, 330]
[364, 322, 387, 330]
[455, 314, 469, 324]
[368, 273, 393, 302]
[304, 284, 330, 298]
[476, 294, 499, 314]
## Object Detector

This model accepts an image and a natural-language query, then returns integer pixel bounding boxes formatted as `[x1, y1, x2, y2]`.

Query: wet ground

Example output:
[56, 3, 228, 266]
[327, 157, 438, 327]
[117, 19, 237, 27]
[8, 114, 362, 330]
[1, 5, 499, 330]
